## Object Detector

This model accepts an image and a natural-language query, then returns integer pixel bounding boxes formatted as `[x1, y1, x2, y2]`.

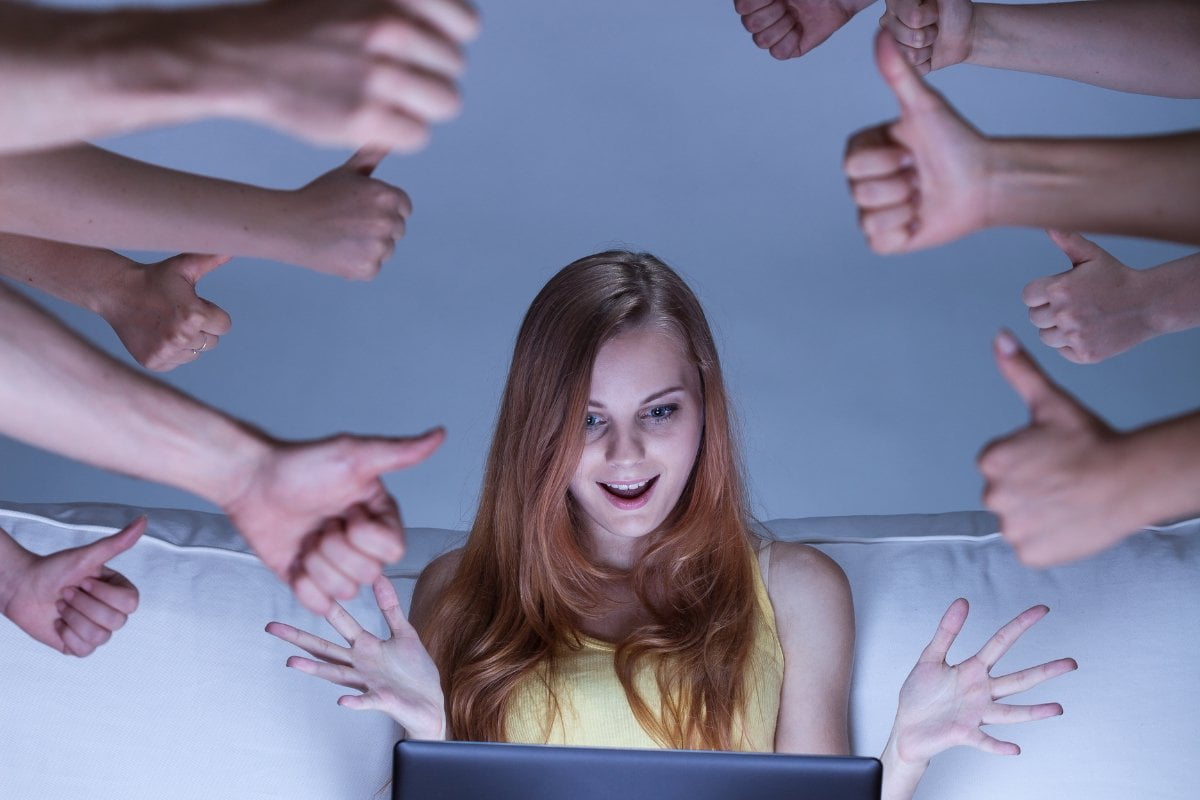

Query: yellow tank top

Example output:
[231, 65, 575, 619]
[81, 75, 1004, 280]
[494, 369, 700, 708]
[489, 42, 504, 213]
[504, 544, 783, 752]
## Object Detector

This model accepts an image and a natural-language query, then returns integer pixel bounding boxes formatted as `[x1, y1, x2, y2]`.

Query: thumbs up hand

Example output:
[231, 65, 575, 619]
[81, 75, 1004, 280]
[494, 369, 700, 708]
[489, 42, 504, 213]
[223, 427, 445, 615]
[281, 147, 411, 280]
[97, 252, 233, 372]
[0, 518, 144, 656]
[977, 331, 1140, 567]
[843, 30, 990, 254]
[1022, 231, 1165, 364]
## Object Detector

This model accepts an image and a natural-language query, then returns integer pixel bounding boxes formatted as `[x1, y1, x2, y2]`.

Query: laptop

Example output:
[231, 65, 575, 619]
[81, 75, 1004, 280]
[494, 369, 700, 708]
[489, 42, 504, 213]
[393, 739, 881, 800]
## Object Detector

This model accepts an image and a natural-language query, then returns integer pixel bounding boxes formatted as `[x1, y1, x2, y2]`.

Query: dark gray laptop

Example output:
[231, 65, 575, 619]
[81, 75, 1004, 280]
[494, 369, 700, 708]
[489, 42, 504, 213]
[393, 739, 881, 800]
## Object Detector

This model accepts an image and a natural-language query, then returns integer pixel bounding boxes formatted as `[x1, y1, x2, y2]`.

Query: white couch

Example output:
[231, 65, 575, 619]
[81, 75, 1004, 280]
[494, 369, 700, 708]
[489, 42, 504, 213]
[1, 500, 1196, 800]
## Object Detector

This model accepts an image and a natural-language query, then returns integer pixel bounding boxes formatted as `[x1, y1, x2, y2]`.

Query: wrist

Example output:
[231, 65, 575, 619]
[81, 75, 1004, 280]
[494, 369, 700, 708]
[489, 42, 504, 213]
[82, 252, 141, 321]
[202, 424, 277, 513]
[0, 531, 36, 618]
[879, 731, 928, 800]
[1139, 259, 1200, 337]
[1109, 421, 1200, 527]
[398, 696, 449, 740]
[80, 9, 223, 129]
[839, 0, 878, 16]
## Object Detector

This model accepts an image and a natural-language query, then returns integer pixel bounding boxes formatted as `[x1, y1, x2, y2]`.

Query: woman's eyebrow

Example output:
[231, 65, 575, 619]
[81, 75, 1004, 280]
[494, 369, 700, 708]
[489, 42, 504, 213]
[588, 386, 684, 409]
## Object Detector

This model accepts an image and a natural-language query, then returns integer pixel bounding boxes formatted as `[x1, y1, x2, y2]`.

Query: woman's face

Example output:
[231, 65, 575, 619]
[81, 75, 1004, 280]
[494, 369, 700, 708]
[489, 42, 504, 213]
[568, 324, 704, 562]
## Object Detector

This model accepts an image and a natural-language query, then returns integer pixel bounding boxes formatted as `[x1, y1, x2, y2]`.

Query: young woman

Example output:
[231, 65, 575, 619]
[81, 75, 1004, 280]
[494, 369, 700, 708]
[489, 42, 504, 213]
[267, 250, 1076, 800]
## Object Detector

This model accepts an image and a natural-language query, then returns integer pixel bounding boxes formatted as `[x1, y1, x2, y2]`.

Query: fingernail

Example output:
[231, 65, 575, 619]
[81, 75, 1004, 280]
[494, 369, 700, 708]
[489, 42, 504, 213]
[63, 587, 76, 601]
[80, 579, 94, 592]
[898, 151, 915, 168]
[995, 329, 1019, 356]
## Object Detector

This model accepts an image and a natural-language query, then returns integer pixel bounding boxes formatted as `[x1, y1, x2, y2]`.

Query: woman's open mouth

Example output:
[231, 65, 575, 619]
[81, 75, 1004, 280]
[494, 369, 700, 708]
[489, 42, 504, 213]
[598, 476, 658, 509]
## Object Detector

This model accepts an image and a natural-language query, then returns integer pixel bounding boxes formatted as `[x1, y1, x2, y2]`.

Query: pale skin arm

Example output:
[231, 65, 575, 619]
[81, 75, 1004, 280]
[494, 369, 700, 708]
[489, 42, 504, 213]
[0, 0, 478, 155]
[266, 555, 462, 739]
[0, 282, 445, 613]
[768, 541, 854, 755]
[843, 31, 1200, 254]
[767, 542, 1075, 800]
[0, 145, 410, 281]
[0, 233, 232, 371]
[1023, 231, 1200, 364]
[979, 330, 1200, 567]
[880, 1, 1200, 97]
[734, 0, 878, 60]
[0, 517, 143, 656]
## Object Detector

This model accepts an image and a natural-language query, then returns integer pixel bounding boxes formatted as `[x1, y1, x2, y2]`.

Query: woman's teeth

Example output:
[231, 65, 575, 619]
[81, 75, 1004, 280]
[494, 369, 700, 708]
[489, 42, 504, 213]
[601, 478, 654, 499]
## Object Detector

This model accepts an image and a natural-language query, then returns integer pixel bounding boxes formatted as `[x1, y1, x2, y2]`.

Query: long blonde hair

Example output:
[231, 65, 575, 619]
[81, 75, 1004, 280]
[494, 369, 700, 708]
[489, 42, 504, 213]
[424, 251, 757, 750]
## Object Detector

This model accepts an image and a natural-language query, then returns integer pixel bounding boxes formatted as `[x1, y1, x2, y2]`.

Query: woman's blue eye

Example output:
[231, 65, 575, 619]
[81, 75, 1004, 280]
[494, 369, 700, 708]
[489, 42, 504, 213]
[645, 404, 678, 421]
[585, 414, 604, 429]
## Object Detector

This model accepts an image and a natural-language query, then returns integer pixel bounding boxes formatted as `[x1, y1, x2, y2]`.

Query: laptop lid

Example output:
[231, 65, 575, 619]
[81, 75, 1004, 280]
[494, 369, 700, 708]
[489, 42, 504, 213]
[393, 739, 881, 800]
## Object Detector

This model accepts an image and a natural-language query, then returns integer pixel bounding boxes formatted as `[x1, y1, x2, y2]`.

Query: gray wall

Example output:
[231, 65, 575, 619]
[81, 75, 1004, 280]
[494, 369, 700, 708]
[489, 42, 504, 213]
[4, 0, 1199, 530]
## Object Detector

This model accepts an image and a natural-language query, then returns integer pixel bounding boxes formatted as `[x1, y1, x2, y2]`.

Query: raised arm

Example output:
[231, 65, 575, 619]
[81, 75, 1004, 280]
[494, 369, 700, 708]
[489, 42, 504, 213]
[0, 0, 478, 154]
[880, 1, 1200, 97]
[0, 233, 231, 371]
[0, 145, 409, 281]
[1022, 231, 1200, 364]
[0, 282, 444, 613]
[880, 599, 1076, 800]
[267, 576, 448, 738]
[842, 31, 1200, 254]
[734, 0, 878, 60]
[979, 330, 1200, 567]
[0, 517, 143, 656]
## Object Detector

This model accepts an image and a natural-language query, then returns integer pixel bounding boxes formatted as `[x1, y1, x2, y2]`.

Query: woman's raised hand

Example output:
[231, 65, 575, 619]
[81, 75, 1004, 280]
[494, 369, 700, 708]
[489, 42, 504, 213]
[266, 576, 446, 739]
[889, 598, 1076, 766]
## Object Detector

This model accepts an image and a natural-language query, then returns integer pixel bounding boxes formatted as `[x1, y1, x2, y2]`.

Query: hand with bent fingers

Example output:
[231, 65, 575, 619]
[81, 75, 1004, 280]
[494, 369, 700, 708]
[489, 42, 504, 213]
[281, 148, 411, 281]
[843, 30, 989, 254]
[219, 0, 480, 151]
[225, 428, 445, 615]
[879, 0, 974, 75]
[978, 331, 1140, 567]
[1024, 231, 1177, 364]
[99, 253, 232, 371]
[889, 598, 1076, 765]
[734, 0, 877, 60]
[267, 576, 446, 738]
[1, 518, 144, 656]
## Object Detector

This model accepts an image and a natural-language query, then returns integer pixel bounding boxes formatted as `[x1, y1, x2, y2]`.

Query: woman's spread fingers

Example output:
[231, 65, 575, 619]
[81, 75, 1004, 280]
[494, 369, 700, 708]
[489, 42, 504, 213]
[974, 605, 1049, 670]
[991, 657, 1078, 698]
[265, 621, 352, 665]
[286, 655, 367, 691]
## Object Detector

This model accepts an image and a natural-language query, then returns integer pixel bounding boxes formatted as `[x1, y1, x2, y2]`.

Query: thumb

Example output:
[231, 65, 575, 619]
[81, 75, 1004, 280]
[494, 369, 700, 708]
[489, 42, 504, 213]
[355, 427, 447, 476]
[992, 330, 1082, 425]
[178, 253, 232, 284]
[343, 146, 389, 177]
[1046, 229, 1103, 267]
[76, 516, 147, 573]
[874, 27, 941, 113]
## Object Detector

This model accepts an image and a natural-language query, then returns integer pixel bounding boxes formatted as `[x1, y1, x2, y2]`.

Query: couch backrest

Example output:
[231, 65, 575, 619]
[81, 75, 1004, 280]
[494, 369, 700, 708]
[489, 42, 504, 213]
[1, 502, 1197, 800]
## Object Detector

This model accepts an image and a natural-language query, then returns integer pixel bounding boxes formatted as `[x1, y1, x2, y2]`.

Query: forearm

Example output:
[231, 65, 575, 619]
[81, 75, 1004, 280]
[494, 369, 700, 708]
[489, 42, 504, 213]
[0, 143, 295, 259]
[1143, 253, 1200, 336]
[0, 3, 242, 154]
[0, 233, 134, 317]
[0, 282, 269, 506]
[1114, 410, 1200, 528]
[984, 131, 1200, 246]
[968, 1, 1200, 98]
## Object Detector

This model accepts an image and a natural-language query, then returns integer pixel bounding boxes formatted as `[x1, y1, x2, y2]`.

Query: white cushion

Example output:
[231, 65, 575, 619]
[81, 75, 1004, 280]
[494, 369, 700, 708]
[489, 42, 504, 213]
[1, 502, 1196, 800]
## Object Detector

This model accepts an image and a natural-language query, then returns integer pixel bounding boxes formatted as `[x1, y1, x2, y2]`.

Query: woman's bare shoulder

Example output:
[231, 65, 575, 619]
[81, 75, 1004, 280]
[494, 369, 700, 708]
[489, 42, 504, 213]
[761, 539, 853, 629]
